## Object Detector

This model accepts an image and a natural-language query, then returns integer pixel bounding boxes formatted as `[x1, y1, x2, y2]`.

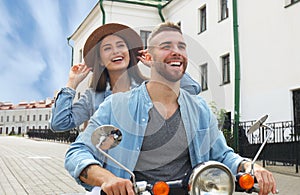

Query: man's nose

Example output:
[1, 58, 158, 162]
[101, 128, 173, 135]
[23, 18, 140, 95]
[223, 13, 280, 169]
[170, 46, 182, 55]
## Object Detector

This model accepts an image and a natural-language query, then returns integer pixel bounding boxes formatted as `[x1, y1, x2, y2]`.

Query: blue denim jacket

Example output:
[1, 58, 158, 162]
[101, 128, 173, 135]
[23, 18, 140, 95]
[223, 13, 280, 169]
[50, 73, 201, 131]
[65, 82, 244, 191]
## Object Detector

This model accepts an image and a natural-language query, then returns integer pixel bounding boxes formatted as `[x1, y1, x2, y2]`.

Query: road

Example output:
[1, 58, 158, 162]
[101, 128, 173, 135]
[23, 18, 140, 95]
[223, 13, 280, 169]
[0, 136, 299, 194]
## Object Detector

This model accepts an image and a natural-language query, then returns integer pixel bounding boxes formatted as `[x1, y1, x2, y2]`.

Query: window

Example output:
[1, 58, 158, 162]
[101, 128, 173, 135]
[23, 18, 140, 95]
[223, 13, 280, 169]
[222, 54, 230, 84]
[1, 116, 3, 122]
[177, 21, 181, 27]
[220, 0, 228, 20]
[6, 116, 9, 122]
[285, 0, 300, 7]
[39, 114, 42, 121]
[19, 115, 22, 122]
[27, 115, 30, 121]
[199, 5, 207, 33]
[79, 49, 83, 63]
[45, 114, 49, 121]
[200, 64, 208, 91]
[140, 30, 151, 49]
[33, 115, 36, 121]
[12, 116, 15, 122]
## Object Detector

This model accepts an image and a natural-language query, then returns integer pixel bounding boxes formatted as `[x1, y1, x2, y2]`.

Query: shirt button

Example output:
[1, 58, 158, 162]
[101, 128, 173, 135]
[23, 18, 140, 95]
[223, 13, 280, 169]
[142, 118, 146, 122]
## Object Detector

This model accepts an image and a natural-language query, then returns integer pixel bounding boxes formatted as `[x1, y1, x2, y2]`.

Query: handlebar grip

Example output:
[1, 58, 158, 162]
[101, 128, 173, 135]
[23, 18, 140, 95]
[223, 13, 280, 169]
[253, 184, 279, 194]
[253, 184, 260, 193]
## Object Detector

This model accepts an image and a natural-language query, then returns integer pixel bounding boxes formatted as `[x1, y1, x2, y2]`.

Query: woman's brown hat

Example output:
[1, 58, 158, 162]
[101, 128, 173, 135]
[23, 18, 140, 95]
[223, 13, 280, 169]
[83, 23, 143, 68]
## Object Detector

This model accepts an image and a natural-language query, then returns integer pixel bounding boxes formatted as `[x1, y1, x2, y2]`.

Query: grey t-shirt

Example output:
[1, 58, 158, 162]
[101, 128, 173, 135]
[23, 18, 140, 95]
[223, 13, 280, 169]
[134, 106, 191, 184]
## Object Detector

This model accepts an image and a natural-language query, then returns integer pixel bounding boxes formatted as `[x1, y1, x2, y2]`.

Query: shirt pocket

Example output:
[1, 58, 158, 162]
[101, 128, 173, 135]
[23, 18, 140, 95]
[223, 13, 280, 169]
[194, 128, 211, 157]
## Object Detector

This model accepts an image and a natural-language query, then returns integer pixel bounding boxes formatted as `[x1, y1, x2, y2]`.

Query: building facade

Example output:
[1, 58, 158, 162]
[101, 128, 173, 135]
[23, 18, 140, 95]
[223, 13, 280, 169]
[68, 0, 300, 132]
[0, 99, 53, 135]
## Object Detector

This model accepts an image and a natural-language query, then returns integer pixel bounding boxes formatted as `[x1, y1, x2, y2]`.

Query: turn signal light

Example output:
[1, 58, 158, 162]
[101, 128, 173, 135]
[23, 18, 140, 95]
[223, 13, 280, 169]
[238, 173, 254, 190]
[152, 181, 170, 195]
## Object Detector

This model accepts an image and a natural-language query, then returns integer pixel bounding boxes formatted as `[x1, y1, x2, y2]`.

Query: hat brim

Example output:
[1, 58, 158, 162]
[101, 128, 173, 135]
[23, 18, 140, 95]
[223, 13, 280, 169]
[83, 23, 143, 69]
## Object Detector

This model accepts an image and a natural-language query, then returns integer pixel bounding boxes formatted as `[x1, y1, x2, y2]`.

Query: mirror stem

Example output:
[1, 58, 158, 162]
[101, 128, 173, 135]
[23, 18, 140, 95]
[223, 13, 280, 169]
[97, 147, 138, 193]
[251, 124, 275, 175]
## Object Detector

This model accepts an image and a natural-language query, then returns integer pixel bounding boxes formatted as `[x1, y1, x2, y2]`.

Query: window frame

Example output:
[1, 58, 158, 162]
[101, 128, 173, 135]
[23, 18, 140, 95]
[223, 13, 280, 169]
[199, 5, 207, 33]
[221, 54, 230, 85]
[220, 0, 229, 21]
[285, 0, 300, 7]
[140, 30, 151, 49]
[79, 49, 83, 63]
[200, 63, 208, 91]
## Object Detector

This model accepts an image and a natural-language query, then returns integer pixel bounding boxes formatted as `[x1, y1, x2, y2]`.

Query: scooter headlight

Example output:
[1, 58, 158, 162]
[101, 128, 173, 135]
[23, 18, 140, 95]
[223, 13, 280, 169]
[188, 161, 235, 195]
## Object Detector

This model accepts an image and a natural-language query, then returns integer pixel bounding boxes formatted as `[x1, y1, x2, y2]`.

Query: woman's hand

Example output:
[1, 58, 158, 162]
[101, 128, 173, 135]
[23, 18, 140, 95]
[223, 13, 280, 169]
[138, 49, 151, 67]
[66, 63, 92, 89]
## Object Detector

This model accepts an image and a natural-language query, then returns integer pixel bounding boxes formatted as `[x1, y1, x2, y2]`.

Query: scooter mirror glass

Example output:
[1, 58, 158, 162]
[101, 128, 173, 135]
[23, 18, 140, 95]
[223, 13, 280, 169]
[91, 125, 122, 150]
[247, 114, 268, 135]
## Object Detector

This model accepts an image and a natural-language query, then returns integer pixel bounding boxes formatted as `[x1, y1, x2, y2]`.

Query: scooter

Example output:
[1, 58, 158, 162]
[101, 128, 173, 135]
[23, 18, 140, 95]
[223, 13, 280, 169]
[91, 116, 278, 195]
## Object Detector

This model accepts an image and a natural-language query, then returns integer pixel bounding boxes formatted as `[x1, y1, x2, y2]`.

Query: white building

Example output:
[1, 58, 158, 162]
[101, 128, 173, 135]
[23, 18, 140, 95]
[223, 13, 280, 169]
[68, 0, 300, 135]
[0, 99, 53, 135]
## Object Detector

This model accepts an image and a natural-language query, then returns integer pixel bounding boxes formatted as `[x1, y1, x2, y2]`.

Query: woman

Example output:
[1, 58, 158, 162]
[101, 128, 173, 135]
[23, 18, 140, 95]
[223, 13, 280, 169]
[50, 23, 201, 132]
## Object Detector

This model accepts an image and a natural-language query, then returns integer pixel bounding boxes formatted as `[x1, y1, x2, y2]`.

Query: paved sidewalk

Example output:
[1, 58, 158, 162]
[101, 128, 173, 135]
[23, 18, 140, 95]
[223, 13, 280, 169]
[0, 136, 86, 195]
[263, 162, 299, 177]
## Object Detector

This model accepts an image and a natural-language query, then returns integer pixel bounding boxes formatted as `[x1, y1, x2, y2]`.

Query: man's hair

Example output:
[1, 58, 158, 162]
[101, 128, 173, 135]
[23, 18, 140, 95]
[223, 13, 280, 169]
[147, 22, 182, 47]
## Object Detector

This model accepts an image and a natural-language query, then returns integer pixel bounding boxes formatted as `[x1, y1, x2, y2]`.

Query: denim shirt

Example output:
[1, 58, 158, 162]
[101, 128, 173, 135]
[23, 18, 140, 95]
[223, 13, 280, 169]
[50, 73, 201, 131]
[65, 82, 244, 191]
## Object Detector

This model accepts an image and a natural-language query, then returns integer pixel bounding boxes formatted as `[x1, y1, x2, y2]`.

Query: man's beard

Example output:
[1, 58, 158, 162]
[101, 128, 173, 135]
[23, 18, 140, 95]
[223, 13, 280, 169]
[154, 61, 185, 82]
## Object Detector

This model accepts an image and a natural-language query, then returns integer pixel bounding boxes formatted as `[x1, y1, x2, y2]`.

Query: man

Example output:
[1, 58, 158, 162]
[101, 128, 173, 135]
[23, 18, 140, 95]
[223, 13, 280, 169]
[65, 22, 277, 195]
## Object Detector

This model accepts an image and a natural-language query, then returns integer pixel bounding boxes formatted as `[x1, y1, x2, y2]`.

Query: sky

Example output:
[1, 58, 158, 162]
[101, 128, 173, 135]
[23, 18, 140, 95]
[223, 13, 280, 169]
[0, 0, 98, 104]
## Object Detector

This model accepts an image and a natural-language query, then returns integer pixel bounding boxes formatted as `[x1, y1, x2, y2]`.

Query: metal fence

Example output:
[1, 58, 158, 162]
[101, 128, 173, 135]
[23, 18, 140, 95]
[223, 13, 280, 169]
[26, 120, 300, 172]
[239, 120, 298, 144]
[27, 128, 79, 143]
[239, 120, 300, 173]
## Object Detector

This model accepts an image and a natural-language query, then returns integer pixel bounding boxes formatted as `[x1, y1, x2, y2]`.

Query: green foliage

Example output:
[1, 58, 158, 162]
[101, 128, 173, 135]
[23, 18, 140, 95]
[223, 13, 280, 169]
[209, 101, 226, 129]
[222, 128, 234, 148]
[209, 101, 234, 148]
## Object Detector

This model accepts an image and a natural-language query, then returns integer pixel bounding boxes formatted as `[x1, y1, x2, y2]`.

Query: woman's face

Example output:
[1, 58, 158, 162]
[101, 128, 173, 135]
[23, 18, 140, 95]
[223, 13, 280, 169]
[99, 35, 130, 72]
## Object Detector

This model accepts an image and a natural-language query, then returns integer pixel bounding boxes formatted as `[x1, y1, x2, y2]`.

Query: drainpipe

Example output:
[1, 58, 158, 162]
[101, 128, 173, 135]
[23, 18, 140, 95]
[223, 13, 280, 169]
[67, 37, 74, 67]
[232, 0, 241, 152]
[157, 4, 165, 22]
[99, 0, 106, 25]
